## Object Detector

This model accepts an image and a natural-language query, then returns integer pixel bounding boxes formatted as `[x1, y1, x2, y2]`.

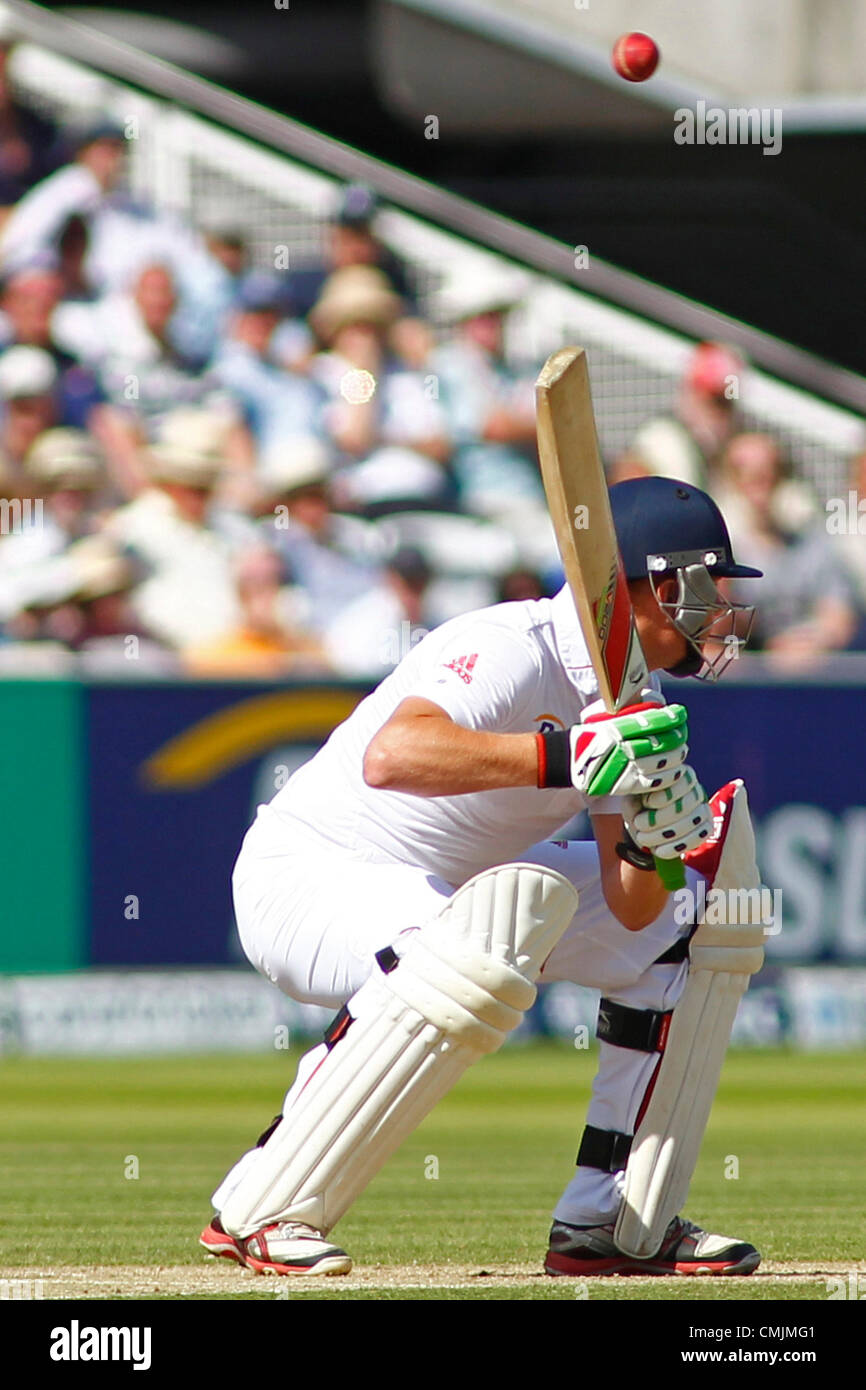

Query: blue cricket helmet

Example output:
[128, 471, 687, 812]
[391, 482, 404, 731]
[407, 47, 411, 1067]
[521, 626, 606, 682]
[610, 476, 762, 581]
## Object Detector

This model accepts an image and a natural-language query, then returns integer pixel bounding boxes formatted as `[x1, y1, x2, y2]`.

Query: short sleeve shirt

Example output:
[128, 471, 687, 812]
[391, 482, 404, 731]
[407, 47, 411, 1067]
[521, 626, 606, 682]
[266, 586, 628, 885]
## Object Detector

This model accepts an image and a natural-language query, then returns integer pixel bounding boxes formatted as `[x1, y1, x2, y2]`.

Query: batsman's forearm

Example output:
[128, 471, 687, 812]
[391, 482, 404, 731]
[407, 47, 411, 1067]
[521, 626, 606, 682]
[593, 814, 672, 931]
[601, 858, 671, 932]
[364, 719, 539, 796]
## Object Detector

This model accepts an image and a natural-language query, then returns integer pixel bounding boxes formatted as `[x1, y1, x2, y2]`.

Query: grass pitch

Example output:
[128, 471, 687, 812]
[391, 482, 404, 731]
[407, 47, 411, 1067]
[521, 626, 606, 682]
[0, 1044, 863, 1302]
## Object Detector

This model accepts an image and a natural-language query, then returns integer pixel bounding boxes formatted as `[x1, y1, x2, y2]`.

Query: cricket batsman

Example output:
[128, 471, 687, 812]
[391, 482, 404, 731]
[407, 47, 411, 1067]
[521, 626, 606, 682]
[201, 475, 766, 1278]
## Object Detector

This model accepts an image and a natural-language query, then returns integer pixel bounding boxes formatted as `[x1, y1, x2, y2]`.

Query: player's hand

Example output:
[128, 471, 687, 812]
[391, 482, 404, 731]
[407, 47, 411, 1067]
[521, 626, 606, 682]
[625, 767, 714, 859]
[567, 699, 690, 797]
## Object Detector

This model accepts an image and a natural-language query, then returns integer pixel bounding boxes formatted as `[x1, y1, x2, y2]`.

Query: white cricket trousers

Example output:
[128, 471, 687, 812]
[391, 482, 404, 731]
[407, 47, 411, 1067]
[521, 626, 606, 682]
[225, 805, 696, 1227]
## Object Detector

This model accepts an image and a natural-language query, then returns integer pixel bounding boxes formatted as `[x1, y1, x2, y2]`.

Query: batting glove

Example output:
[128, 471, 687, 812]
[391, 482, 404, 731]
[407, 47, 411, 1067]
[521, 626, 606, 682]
[625, 767, 714, 859]
[536, 699, 690, 796]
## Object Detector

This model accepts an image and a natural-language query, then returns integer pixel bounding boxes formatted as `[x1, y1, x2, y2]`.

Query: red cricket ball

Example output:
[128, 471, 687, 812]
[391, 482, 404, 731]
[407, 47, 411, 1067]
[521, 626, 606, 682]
[612, 32, 660, 83]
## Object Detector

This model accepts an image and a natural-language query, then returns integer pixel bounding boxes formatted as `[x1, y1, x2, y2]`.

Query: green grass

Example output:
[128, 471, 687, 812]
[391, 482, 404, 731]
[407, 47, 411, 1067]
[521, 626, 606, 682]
[0, 1045, 864, 1298]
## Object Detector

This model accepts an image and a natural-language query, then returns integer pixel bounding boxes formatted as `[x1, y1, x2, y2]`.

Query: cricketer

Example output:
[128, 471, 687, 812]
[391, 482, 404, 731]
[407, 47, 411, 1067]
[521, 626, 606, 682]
[201, 474, 766, 1278]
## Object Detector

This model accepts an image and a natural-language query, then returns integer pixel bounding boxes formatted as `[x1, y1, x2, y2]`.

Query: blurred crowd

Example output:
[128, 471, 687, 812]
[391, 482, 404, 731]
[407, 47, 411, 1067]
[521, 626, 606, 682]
[0, 51, 863, 679]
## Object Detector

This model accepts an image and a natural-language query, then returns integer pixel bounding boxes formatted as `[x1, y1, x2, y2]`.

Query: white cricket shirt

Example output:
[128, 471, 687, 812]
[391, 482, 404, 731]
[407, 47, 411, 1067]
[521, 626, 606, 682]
[259, 585, 633, 885]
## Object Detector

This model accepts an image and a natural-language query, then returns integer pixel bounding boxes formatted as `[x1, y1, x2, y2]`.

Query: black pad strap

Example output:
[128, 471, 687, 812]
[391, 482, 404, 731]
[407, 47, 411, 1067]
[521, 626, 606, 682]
[654, 918, 700, 965]
[255, 1114, 282, 1148]
[323, 1004, 353, 1049]
[654, 933, 691, 966]
[577, 1124, 632, 1172]
[597, 997, 672, 1053]
[375, 945, 400, 974]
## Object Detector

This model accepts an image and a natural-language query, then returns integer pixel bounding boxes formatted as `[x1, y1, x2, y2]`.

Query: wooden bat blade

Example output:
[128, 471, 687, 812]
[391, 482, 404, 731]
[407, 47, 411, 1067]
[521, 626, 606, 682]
[536, 346, 648, 711]
[537, 348, 684, 890]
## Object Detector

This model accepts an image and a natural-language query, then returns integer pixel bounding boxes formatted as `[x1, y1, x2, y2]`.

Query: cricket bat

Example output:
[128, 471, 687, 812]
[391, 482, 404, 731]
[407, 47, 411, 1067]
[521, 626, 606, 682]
[535, 346, 685, 890]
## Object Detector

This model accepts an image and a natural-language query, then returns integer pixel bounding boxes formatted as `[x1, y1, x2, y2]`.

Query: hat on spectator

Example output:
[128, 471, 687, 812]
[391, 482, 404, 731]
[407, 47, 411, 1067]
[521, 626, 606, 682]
[0, 346, 57, 399]
[259, 435, 331, 496]
[686, 341, 744, 398]
[155, 406, 233, 457]
[26, 428, 104, 490]
[148, 407, 229, 488]
[335, 183, 380, 228]
[435, 263, 530, 323]
[310, 266, 402, 341]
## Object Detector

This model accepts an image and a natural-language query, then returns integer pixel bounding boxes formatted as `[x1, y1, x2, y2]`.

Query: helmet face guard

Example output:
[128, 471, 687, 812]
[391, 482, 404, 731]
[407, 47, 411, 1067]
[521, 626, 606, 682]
[648, 558, 755, 682]
[609, 478, 762, 682]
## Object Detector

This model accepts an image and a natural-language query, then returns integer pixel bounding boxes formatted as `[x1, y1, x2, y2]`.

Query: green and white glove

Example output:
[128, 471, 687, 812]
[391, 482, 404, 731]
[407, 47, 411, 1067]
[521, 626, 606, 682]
[547, 699, 690, 797]
[625, 767, 714, 860]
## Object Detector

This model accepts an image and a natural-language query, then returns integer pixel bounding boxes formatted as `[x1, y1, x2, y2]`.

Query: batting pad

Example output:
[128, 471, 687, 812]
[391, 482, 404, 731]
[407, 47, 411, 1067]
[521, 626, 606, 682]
[220, 864, 579, 1238]
[615, 782, 765, 1259]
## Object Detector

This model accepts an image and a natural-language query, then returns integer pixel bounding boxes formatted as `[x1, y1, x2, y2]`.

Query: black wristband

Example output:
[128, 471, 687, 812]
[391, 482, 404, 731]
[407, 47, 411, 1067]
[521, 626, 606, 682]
[537, 729, 572, 788]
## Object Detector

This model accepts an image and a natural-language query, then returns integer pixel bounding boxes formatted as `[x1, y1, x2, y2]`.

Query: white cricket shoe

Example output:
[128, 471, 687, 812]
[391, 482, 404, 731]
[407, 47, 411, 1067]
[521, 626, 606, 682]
[545, 1214, 760, 1277]
[201, 1215, 352, 1276]
[243, 1221, 353, 1276]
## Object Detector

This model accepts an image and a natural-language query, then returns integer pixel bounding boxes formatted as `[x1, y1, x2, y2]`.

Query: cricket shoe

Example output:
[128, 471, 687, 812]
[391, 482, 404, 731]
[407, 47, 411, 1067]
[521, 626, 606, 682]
[200, 1215, 246, 1267]
[544, 1215, 760, 1277]
[242, 1221, 352, 1276]
[201, 1216, 352, 1276]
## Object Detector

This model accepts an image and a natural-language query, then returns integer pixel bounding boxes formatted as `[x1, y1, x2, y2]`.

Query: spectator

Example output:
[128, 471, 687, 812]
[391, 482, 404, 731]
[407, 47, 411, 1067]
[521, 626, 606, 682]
[260, 434, 385, 636]
[0, 258, 106, 427]
[831, 448, 866, 648]
[55, 262, 242, 494]
[105, 411, 243, 650]
[630, 341, 745, 489]
[0, 346, 59, 487]
[0, 429, 104, 625]
[718, 429, 856, 667]
[310, 265, 452, 511]
[1, 115, 211, 298]
[184, 545, 328, 678]
[170, 220, 250, 364]
[285, 182, 418, 321]
[210, 272, 324, 450]
[1, 118, 128, 280]
[432, 265, 547, 523]
[58, 534, 177, 673]
[0, 33, 62, 206]
[324, 544, 433, 677]
[715, 433, 819, 540]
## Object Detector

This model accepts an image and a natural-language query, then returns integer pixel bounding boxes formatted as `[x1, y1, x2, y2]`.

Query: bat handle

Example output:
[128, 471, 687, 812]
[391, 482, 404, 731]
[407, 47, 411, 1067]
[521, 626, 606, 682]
[654, 855, 686, 891]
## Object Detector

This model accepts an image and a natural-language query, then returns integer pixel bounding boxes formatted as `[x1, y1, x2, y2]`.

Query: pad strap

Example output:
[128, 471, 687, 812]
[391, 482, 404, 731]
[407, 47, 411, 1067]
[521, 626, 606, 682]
[323, 1005, 352, 1049]
[653, 927, 696, 965]
[597, 998, 673, 1053]
[577, 1124, 632, 1172]
[575, 999, 674, 1172]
